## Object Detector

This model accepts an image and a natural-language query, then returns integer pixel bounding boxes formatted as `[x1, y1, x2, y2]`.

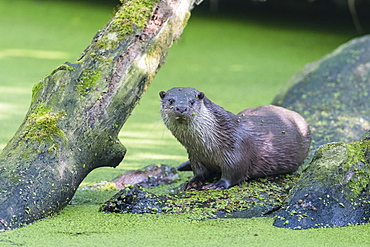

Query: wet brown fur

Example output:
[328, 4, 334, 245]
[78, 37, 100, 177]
[159, 87, 311, 190]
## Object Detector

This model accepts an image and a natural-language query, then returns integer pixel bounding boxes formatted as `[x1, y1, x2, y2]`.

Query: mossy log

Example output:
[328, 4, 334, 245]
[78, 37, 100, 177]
[0, 0, 201, 231]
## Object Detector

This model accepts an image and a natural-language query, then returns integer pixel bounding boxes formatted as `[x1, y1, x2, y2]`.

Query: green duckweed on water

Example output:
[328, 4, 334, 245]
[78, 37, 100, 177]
[1, 203, 370, 246]
[0, 0, 370, 246]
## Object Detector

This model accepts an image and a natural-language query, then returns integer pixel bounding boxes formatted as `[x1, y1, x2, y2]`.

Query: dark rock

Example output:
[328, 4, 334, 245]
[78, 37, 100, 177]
[273, 140, 370, 229]
[272, 35, 370, 161]
[99, 185, 168, 214]
[112, 164, 179, 189]
[271, 35, 370, 229]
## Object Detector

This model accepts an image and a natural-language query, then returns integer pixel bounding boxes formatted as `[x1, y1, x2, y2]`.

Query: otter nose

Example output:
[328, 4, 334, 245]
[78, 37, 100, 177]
[175, 106, 188, 114]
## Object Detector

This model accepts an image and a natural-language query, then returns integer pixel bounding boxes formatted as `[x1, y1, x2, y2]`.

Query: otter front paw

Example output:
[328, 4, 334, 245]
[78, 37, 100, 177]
[202, 179, 231, 190]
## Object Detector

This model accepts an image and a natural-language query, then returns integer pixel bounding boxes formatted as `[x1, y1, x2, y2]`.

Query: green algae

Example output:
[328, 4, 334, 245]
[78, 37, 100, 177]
[79, 181, 119, 191]
[22, 104, 66, 143]
[112, 0, 158, 38]
[96, 0, 159, 49]
[51, 64, 75, 75]
[77, 70, 101, 96]
[344, 141, 370, 197]
[307, 140, 370, 199]
[0, 203, 369, 246]
[160, 174, 298, 218]
[274, 140, 370, 229]
[31, 81, 44, 102]
[31, 64, 76, 102]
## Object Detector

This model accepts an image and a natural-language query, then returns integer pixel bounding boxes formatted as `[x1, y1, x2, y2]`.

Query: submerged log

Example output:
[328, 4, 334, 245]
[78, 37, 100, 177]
[0, 0, 201, 231]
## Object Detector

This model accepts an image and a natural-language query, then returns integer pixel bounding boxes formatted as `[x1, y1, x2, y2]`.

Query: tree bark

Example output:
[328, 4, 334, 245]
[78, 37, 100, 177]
[0, 0, 201, 231]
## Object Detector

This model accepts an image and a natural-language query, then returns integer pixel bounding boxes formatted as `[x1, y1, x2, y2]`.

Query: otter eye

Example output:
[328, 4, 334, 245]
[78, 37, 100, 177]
[168, 99, 175, 105]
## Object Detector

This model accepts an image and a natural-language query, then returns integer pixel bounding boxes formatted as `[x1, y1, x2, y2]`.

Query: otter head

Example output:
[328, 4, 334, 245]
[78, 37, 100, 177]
[159, 87, 205, 125]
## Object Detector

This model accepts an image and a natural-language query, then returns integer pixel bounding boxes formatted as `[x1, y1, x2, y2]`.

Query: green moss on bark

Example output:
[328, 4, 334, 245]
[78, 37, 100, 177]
[77, 70, 101, 96]
[51, 64, 75, 75]
[95, 0, 159, 49]
[22, 104, 66, 143]
[112, 0, 158, 38]
[31, 81, 44, 102]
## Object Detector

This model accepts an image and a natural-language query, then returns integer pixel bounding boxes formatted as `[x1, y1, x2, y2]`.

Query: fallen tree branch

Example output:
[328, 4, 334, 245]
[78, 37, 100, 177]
[0, 0, 201, 231]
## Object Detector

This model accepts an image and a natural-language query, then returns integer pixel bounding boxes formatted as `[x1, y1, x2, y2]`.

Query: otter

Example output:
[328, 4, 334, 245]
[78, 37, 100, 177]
[159, 87, 311, 190]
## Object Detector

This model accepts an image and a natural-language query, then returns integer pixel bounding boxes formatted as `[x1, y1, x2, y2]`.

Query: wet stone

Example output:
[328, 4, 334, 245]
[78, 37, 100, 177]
[272, 35, 370, 162]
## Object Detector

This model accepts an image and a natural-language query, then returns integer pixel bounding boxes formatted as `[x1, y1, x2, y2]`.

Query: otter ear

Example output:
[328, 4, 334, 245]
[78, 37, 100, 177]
[159, 91, 166, 99]
[198, 92, 205, 99]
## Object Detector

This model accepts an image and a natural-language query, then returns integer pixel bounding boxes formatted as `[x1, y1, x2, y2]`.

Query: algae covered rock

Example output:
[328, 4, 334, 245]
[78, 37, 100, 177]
[100, 185, 168, 214]
[272, 35, 370, 158]
[271, 35, 370, 229]
[273, 140, 370, 229]
[100, 174, 298, 218]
